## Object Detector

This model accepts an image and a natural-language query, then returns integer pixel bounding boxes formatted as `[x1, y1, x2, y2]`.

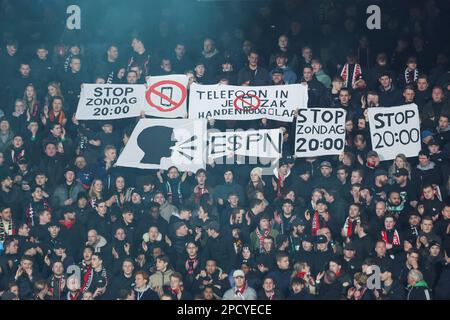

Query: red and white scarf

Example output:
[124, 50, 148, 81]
[343, 217, 359, 238]
[193, 185, 209, 204]
[255, 227, 270, 252]
[381, 229, 400, 246]
[235, 282, 247, 299]
[311, 211, 321, 236]
[341, 63, 362, 88]
[185, 257, 199, 275]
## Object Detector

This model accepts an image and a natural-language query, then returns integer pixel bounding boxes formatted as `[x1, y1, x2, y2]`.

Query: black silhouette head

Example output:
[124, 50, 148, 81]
[137, 126, 176, 165]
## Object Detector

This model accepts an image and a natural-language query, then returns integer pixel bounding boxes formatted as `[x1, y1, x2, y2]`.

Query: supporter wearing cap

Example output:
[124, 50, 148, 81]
[289, 216, 307, 254]
[270, 52, 297, 84]
[222, 268, 257, 300]
[404, 210, 421, 243]
[427, 139, 446, 168]
[312, 234, 335, 277]
[312, 161, 340, 192]
[391, 167, 418, 208]
[271, 67, 285, 85]
[341, 241, 362, 276]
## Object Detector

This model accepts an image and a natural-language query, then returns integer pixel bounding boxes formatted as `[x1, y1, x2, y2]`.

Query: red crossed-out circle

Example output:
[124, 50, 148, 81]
[145, 80, 187, 112]
[233, 93, 261, 111]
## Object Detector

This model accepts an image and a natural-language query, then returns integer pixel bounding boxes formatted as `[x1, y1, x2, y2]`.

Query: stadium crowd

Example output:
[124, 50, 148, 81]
[0, 0, 449, 300]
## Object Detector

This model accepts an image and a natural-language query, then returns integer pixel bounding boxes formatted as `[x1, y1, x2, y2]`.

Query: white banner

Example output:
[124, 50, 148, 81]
[144, 74, 188, 118]
[75, 84, 145, 120]
[368, 104, 421, 161]
[295, 108, 346, 157]
[188, 83, 308, 122]
[116, 119, 207, 172]
[208, 129, 282, 159]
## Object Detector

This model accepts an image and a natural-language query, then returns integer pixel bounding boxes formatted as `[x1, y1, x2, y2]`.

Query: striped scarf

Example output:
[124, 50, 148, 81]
[311, 210, 321, 236]
[343, 217, 360, 238]
[49, 110, 66, 125]
[255, 227, 270, 253]
[404, 68, 419, 85]
[0, 219, 15, 242]
[381, 229, 400, 246]
[340, 63, 362, 88]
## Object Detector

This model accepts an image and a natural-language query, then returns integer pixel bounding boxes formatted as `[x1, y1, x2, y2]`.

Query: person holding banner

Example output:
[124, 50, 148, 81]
[237, 51, 270, 86]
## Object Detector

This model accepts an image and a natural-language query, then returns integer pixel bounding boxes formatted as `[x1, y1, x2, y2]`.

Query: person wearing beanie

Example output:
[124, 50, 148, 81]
[246, 167, 268, 202]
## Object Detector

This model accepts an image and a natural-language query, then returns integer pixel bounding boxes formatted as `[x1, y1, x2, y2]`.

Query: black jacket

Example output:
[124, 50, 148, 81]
[380, 280, 406, 300]
[38, 153, 67, 189]
[204, 233, 236, 273]
[317, 281, 342, 300]
[378, 85, 402, 107]
[434, 263, 450, 300]
[107, 273, 134, 300]
[237, 66, 270, 86]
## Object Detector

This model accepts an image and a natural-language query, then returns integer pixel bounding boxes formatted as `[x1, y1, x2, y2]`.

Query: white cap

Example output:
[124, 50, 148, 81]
[233, 269, 245, 278]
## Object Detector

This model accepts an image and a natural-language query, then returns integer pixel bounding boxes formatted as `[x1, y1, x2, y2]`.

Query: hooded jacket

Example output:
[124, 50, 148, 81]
[414, 161, 441, 190]
[149, 269, 174, 290]
[406, 280, 432, 300]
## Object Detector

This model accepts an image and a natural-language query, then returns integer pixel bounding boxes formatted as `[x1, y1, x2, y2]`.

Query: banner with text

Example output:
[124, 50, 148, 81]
[189, 83, 308, 122]
[208, 129, 282, 159]
[295, 108, 346, 157]
[75, 84, 145, 120]
[368, 104, 421, 161]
